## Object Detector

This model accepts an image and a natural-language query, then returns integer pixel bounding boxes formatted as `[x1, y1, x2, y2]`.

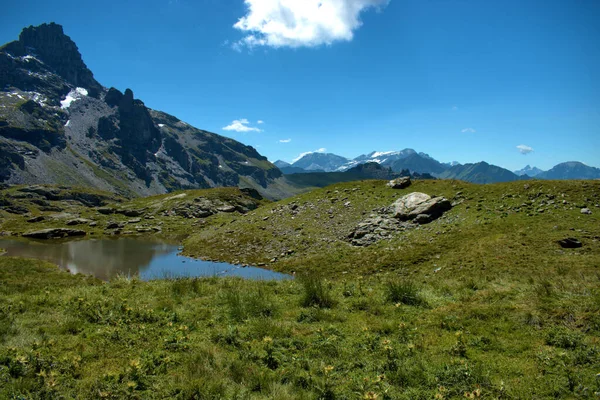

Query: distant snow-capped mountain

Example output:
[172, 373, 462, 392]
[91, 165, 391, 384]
[291, 152, 349, 172]
[282, 150, 600, 184]
[342, 149, 418, 170]
[289, 148, 449, 174]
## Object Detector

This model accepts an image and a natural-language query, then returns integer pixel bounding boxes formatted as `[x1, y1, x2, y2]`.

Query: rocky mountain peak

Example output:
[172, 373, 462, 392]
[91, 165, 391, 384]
[3, 23, 102, 96]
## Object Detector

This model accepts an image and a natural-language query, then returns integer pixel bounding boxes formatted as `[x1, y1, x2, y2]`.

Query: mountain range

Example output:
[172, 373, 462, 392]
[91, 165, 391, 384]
[276, 151, 600, 183]
[0, 23, 285, 198]
[1, 23, 597, 200]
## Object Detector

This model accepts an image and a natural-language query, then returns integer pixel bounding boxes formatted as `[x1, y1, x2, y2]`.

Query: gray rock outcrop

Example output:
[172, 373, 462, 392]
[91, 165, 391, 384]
[387, 176, 411, 189]
[23, 228, 86, 239]
[348, 192, 452, 246]
[392, 192, 452, 221]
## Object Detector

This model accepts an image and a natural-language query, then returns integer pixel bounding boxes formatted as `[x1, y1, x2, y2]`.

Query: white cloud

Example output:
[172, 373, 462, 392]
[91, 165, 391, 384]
[257, 120, 264, 124]
[292, 147, 327, 162]
[222, 118, 262, 132]
[233, 0, 390, 49]
[461, 128, 476, 133]
[279, 138, 292, 143]
[517, 144, 534, 154]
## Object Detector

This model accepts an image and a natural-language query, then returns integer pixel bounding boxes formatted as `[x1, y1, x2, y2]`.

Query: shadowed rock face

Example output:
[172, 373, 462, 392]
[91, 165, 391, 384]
[2, 23, 102, 97]
[97, 88, 162, 183]
[22, 227, 86, 239]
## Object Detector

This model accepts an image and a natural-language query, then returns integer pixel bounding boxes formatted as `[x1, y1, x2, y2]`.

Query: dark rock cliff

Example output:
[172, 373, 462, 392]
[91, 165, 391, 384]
[1, 23, 102, 96]
[0, 23, 285, 198]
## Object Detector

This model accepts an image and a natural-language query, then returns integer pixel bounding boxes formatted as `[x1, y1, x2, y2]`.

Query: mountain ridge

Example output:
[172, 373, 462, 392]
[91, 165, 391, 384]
[514, 165, 544, 177]
[286, 150, 598, 184]
[536, 161, 600, 180]
[0, 23, 286, 199]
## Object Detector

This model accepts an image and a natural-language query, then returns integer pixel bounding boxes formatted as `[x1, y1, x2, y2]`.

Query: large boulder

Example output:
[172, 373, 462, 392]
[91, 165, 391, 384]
[348, 192, 453, 246]
[392, 192, 452, 222]
[23, 228, 86, 239]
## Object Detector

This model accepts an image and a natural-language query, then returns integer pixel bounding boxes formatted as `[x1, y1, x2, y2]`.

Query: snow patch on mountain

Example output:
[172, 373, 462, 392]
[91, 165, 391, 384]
[60, 87, 88, 109]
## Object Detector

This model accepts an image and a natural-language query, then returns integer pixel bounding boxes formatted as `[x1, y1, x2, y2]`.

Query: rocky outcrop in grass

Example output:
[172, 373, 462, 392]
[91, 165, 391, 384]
[348, 192, 452, 246]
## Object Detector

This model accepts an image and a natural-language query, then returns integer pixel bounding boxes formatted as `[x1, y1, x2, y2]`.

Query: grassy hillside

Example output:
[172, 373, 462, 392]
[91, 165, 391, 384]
[183, 179, 600, 275]
[0, 185, 268, 240]
[0, 179, 599, 398]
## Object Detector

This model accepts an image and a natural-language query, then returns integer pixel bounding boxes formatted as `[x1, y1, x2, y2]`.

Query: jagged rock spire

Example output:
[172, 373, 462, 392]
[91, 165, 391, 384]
[4, 23, 102, 96]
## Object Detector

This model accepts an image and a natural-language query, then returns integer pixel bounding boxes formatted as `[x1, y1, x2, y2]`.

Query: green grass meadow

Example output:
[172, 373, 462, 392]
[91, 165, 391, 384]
[0, 179, 599, 399]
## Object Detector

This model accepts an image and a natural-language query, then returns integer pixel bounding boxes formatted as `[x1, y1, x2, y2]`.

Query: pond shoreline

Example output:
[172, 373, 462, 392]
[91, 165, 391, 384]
[0, 237, 292, 281]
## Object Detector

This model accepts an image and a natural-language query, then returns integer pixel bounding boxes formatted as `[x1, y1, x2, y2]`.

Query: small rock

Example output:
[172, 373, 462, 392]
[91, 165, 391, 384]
[23, 228, 86, 239]
[128, 218, 142, 224]
[106, 221, 125, 229]
[122, 209, 144, 217]
[66, 218, 91, 226]
[387, 176, 411, 189]
[97, 207, 116, 215]
[557, 238, 582, 249]
[581, 208, 592, 215]
[3, 206, 29, 215]
[217, 205, 236, 213]
[414, 214, 431, 224]
[27, 216, 45, 223]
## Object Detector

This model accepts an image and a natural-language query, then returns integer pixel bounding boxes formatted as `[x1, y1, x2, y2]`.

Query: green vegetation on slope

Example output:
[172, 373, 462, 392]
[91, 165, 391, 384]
[0, 179, 599, 398]
[0, 255, 599, 398]
[0, 185, 266, 241]
[184, 179, 600, 276]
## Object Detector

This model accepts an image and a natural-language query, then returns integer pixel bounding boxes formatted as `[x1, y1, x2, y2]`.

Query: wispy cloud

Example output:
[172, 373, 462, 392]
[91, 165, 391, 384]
[516, 144, 534, 154]
[461, 128, 476, 133]
[233, 0, 390, 49]
[279, 138, 291, 143]
[222, 118, 262, 133]
[452, 106, 459, 111]
[257, 120, 264, 124]
[293, 147, 327, 162]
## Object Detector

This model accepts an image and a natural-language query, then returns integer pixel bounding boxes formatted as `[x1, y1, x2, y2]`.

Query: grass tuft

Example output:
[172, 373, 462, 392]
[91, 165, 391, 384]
[299, 275, 335, 308]
[385, 279, 426, 306]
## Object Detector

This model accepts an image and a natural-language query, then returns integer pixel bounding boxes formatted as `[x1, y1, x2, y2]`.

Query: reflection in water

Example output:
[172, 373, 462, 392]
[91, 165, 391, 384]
[0, 237, 291, 281]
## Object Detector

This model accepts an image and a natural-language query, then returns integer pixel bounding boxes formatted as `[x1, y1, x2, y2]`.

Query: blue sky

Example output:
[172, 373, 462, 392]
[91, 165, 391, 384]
[2, 0, 599, 170]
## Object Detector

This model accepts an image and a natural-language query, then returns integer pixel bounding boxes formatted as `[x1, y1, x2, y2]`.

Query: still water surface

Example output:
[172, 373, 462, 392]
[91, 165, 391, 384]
[0, 237, 291, 281]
